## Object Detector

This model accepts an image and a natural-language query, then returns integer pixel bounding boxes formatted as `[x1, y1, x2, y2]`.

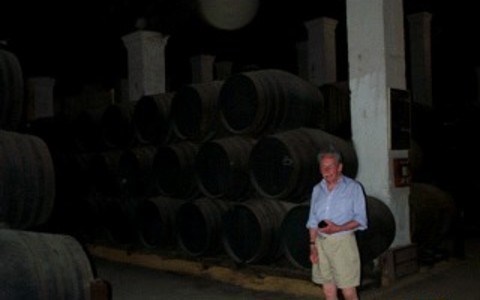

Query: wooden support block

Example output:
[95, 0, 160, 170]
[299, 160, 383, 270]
[91, 278, 111, 300]
[380, 244, 419, 286]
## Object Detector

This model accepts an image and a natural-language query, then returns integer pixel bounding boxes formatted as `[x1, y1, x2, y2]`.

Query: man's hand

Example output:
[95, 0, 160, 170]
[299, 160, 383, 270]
[319, 219, 360, 234]
[318, 219, 339, 234]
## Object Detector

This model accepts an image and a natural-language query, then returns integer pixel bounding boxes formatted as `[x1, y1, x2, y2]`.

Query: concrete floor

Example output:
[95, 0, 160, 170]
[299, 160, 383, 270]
[360, 248, 480, 299]
[91, 236, 480, 300]
[93, 257, 317, 300]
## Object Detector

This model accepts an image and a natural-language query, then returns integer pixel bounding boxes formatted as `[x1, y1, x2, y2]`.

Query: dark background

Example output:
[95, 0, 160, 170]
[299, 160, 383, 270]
[1, 0, 479, 109]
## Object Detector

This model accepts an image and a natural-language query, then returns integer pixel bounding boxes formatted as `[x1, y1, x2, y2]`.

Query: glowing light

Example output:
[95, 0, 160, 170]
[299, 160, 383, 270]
[198, 0, 259, 30]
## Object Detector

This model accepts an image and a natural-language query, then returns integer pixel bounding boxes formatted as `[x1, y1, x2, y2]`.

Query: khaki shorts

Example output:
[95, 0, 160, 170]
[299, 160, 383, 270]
[311, 233, 360, 288]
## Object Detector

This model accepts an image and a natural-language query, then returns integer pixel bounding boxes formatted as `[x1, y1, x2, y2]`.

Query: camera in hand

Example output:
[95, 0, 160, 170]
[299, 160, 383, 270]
[318, 220, 327, 228]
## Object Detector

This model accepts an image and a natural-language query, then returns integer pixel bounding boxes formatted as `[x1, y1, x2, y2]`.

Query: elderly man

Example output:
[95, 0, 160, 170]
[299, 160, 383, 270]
[306, 147, 368, 300]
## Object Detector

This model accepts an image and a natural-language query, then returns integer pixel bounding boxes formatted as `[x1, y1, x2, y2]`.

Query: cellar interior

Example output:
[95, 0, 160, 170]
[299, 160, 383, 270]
[1, 0, 479, 299]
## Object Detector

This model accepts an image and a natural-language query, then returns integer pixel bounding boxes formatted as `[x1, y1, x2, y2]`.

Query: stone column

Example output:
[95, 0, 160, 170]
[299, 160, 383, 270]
[407, 12, 433, 107]
[26, 77, 56, 121]
[191, 54, 215, 83]
[122, 30, 169, 101]
[347, 0, 410, 246]
[304, 17, 338, 86]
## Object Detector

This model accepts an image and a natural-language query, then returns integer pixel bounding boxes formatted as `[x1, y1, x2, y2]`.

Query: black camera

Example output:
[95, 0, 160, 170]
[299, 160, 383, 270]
[318, 220, 327, 228]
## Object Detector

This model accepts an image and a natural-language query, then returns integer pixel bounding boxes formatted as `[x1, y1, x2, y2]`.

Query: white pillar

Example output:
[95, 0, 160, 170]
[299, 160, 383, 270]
[407, 12, 433, 107]
[347, 0, 410, 246]
[122, 30, 169, 101]
[190, 54, 215, 83]
[26, 77, 56, 121]
[304, 17, 338, 86]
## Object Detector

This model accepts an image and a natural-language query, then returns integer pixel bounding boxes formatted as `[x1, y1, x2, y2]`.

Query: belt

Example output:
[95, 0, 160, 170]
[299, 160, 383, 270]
[317, 231, 354, 240]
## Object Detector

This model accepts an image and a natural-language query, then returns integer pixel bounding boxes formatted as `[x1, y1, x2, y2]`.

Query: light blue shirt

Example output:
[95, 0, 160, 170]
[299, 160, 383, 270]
[306, 175, 367, 235]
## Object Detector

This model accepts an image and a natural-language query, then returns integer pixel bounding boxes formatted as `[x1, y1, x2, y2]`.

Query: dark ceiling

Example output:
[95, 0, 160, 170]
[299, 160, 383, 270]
[1, 0, 479, 105]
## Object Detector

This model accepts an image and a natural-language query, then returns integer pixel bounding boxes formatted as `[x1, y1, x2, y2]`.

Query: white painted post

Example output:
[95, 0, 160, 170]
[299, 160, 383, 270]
[347, 0, 410, 246]
[305, 17, 338, 86]
[122, 30, 169, 101]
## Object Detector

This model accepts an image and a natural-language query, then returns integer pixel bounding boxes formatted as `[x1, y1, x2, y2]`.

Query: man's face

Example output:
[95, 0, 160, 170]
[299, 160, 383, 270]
[320, 155, 343, 184]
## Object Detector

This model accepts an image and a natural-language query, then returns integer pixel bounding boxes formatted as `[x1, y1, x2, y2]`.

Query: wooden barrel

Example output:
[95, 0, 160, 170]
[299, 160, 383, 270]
[281, 196, 395, 269]
[175, 197, 230, 256]
[409, 182, 456, 262]
[88, 150, 123, 197]
[171, 81, 227, 142]
[0, 130, 55, 229]
[249, 127, 357, 200]
[355, 196, 396, 263]
[133, 93, 175, 145]
[222, 198, 293, 264]
[0, 49, 24, 131]
[278, 202, 311, 269]
[101, 196, 141, 246]
[153, 141, 200, 199]
[118, 145, 157, 197]
[195, 136, 257, 200]
[101, 101, 137, 149]
[219, 69, 324, 137]
[137, 196, 187, 249]
[0, 229, 94, 300]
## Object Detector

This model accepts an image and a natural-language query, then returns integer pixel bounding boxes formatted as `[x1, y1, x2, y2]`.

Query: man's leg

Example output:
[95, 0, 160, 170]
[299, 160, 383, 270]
[322, 282, 338, 300]
[340, 286, 358, 300]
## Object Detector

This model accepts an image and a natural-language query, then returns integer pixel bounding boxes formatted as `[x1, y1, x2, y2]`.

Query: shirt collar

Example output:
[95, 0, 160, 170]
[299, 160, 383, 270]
[320, 174, 345, 190]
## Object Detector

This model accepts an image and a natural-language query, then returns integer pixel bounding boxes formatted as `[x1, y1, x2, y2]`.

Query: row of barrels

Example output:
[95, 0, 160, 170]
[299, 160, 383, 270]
[28, 69, 350, 154]
[78, 181, 455, 270]
[52, 127, 357, 203]
[0, 124, 454, 270]
[0, 127, 454, 277]
[0, 51, 104, 300]
[87, 195, 395, 270]
[0, 122, 456, 273]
